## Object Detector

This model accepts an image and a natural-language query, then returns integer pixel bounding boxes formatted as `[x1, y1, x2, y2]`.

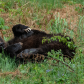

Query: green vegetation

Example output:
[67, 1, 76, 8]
[0, 0, 84, 84]
[42, 35, 76, 50]
[0, 17, 9, 30]
[75, 7, 84, 14]
[0, 53, 16, 72]
[0, 0, 84, 12]
[49, 15, 68, 34]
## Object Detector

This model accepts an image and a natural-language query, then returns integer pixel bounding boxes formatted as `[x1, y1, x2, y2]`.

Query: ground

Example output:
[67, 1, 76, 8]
[0, 4, 83, 39]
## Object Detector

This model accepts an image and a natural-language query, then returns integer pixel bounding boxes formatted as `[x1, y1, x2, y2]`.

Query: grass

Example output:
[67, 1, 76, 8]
[49, 14, 68, 34]
[1, 0, 83, 12]
[0, 52, 17, 72]
[0, 17, 9, 30]
[0, 0, 84, 84]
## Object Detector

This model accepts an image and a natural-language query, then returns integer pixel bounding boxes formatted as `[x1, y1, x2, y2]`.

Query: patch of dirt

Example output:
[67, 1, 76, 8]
[42, 4, 83, 32]
[52, 4, 82, 31]
[0, 69, 21, 77]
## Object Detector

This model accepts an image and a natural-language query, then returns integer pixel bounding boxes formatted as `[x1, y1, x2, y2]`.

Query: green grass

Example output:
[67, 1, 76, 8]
[0, 0, 84, 84]
[73, 0, 84, 5]
[0, 17, 9, 30]
[0, 16, 83, 84]
[0, 59, 80, 84]
[0, 0, 83, 12]
[49, 14, 68, 34]
[0, 53, 17, 72]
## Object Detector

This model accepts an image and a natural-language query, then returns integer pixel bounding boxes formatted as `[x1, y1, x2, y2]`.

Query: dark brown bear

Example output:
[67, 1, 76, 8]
[0, 24, 76, 61]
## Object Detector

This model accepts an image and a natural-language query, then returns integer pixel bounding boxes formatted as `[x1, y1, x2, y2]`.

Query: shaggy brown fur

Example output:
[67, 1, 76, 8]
[0, 24, 76, 62]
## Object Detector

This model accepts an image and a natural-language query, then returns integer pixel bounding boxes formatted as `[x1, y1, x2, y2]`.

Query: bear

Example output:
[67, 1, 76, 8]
[0, 24, 76, 62]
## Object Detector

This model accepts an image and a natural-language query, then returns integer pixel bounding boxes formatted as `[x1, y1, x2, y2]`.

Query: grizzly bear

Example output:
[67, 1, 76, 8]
[0, 24, 76, 61]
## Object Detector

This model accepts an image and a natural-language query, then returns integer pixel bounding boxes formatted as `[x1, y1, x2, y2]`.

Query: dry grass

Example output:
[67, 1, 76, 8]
[0, 4, 83, 39]
[0, 69, 21, 77]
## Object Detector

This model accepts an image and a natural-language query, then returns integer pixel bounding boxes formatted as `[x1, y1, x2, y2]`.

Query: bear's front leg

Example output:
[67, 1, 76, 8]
[5, 42, 23, 58]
